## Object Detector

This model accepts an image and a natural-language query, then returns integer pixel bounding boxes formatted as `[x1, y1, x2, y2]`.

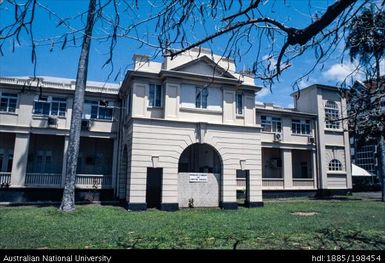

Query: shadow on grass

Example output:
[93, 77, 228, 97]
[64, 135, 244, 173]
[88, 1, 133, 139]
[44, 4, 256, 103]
[314, 227, 385, 250]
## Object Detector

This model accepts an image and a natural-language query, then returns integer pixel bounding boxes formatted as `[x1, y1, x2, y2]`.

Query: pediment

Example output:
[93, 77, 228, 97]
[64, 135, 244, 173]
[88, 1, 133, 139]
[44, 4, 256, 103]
[171, 56, 236, 79]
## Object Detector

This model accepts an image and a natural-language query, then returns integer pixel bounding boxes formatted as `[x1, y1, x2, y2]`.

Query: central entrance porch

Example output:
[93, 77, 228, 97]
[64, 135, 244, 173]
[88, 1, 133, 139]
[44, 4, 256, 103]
[178, 143, 222, 208]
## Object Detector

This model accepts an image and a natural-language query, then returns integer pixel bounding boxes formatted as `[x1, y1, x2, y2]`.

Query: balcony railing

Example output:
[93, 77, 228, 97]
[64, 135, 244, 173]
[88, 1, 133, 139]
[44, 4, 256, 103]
[25, 173, 62, 187]
[292, 178, 315, 188]
[236, 178, 246, 188]
[262, 178, 284, 188]
[76, 174, 112, 189]
[0, 172, 11, 185]
[24, 173, 112, 189]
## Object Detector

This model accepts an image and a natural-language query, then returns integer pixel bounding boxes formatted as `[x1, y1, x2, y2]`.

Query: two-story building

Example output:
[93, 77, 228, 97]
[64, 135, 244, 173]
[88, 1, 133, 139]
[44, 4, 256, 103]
[0, 47, 352, 209]
[0, 76, 120, 202]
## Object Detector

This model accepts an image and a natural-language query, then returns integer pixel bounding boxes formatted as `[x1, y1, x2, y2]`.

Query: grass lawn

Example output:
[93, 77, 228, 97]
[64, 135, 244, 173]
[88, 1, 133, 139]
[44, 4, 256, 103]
[0, 199, 384, 249]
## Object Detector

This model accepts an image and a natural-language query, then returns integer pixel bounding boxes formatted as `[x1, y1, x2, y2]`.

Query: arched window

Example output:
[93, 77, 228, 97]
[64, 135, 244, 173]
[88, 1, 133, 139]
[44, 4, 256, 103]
[329, 159, 342, 171]
[325, 101, 340, 129]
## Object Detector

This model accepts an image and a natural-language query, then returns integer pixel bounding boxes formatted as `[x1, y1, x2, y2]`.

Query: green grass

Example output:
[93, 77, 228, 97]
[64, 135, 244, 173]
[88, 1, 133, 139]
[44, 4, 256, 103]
[0, 200, 384, 249]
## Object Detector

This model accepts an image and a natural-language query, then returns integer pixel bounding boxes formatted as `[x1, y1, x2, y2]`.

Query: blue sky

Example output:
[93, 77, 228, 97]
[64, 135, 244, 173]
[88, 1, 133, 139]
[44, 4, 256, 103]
[0, 0, 367, 107]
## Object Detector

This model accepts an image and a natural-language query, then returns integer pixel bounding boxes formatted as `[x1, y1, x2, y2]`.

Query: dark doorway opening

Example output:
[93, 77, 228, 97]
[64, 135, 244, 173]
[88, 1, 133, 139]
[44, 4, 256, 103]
[146, 168, 163, 208]
[236, 169, 250, 206]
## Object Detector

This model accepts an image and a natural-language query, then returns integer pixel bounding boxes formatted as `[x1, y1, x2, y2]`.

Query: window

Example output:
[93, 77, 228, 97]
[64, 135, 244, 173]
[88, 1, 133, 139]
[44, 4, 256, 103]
[292, 119, 311, 135]
[325, 101, 340, 129]
[236, 93, 243, 115]
[149, 84, 162, 107]
[33, 96, 50, 115]
[261, 116, 282, 133]
[0, 93, 17, 112]
[329, 159, 342, 171]
[33, 96, 67, 116]
[33, 151, 52, 173]
[6, 154, 13, 172]
[300, 161, 309, 178]
[50, 97, 67, 116]
[84, 100, 113, 120]
[126, 90, 132, 114]
[195, 87, 208, 109]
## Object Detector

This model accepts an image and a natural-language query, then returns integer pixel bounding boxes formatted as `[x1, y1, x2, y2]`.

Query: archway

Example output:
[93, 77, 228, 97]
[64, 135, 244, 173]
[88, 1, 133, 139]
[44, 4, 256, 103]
[178, 143, 222, 207]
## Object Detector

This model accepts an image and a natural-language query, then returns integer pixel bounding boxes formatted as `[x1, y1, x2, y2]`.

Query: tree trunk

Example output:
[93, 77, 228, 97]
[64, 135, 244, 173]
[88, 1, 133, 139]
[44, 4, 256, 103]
[60, 0, 97, 212]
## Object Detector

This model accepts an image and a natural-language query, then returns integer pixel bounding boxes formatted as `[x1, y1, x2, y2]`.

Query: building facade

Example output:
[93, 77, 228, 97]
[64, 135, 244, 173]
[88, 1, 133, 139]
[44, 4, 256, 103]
[348, 80, 384, 188]
[0, 48, 352, 209]
[0, 77, 120, 201]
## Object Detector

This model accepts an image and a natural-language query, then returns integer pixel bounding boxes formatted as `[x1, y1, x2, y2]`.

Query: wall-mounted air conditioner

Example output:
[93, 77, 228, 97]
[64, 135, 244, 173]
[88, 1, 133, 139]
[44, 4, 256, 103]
[47, 116, 58, 127]
[273, 133, 282, 142]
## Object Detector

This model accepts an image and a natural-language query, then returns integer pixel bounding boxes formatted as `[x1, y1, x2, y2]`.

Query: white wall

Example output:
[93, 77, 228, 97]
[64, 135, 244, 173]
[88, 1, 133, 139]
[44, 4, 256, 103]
[124, 118, 262, 207]
[180, 84, 222, 111]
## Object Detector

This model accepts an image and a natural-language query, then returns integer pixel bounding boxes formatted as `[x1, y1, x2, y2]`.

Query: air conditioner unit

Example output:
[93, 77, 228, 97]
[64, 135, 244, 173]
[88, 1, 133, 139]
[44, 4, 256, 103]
[308, 136, 315, 144]
[81, 119, 91, 131]
[273, 133, 282, 142]
[47, 116, 58, 127]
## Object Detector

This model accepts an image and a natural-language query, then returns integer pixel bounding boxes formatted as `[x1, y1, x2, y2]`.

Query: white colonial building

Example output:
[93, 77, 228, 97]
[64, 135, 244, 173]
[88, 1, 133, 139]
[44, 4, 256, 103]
[0, 48, 352, 210]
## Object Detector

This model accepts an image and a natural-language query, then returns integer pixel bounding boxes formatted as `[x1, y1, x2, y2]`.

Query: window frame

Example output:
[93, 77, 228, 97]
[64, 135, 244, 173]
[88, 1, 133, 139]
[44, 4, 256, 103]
[149, 83, 162, 108]
[261, 116, 282, 133]
[328, 159, 343, 171]
[291, 119, 311, 135]
[50, 97, 67, 116]
[236, 92, 244, 116]
[33, 96, 67, 117]
[0, 92, 18, 113]
[195, 86, 208, 109]
[325, 101, 340, 129]
[84, 100, 114, 121]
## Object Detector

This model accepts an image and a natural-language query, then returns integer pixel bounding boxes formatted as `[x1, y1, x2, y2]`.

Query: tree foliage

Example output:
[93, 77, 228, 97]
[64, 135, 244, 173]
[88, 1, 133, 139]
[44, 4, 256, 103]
[155, 0, 370, 89]
[345, 5, 385, 201]
[347, 5, 385, 66]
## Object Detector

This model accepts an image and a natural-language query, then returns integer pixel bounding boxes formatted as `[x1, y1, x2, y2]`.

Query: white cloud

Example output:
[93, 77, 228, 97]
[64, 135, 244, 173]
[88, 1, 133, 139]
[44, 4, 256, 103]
[298, 79, 312, 89]
[322, 61, 363, 82]
[256, 88, 270, 98]
[287, 103, 294, 109]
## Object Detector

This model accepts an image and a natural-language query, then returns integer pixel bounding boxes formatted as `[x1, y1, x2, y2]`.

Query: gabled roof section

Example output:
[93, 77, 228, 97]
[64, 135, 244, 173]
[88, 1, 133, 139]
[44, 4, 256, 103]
[170, 55, 236, 79]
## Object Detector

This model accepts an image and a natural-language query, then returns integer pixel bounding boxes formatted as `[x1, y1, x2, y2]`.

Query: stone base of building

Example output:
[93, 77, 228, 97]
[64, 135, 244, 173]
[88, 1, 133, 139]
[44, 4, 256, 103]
[315, 189, 352, 198]
[127, 203, 147, 211]
[0, 188, 115, 204]
[245, 201, 264, 208]
[219, 202, 238, 210]
[161, 203, 179, 211]
[263, 190, 317, 199]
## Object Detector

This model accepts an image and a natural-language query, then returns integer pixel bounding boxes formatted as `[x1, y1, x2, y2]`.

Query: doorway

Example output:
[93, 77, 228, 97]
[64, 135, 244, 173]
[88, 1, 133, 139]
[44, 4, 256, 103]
[236, 169, 250, 206]
[146, 168, 163, 208]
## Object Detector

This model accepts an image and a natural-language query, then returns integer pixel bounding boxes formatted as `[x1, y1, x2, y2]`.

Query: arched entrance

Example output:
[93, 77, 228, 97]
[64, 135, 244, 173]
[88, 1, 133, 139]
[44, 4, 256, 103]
[178, 143, 222, 207]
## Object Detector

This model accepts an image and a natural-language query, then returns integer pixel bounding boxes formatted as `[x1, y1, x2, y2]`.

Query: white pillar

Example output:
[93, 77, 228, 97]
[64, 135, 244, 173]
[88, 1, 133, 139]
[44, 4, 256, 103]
[161, 166, 179, 210]
[127, 165, 147, 210]
[312, 149, 318, 189]
[221, 167, 237, 209]
[247, 168, 263, 205]
[61, 136, 69, 187]
[282, 149, 293, 189]
[10, 133, 30, 187]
